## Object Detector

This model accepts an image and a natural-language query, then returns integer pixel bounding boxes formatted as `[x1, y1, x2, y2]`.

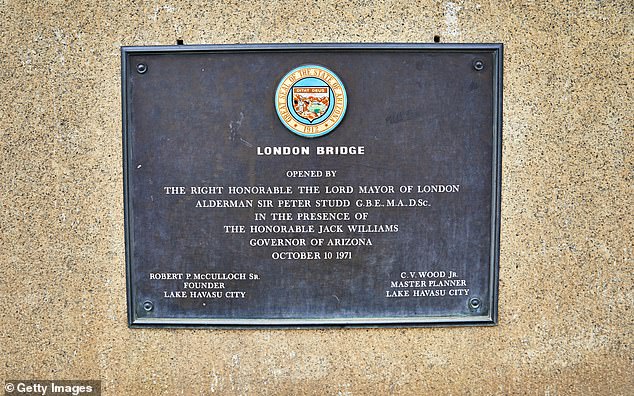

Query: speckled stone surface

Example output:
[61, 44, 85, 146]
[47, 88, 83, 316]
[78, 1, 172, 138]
[1, 0, 632, 394]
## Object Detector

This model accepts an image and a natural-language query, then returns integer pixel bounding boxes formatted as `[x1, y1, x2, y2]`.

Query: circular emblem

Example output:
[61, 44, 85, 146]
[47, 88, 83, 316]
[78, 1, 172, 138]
[275, 65, 347, 138]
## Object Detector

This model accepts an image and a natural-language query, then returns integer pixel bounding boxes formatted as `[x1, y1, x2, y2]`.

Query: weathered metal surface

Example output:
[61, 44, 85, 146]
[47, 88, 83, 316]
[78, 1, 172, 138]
[122, 44, 502, 327]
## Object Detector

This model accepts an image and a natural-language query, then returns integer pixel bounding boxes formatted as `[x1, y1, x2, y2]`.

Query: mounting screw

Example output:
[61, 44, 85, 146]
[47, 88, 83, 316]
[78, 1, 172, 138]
[473, 60, 484, 71]
[142, 300, 154, 312]
[136, 63, 148, 74]
[468, 297, 482, 310]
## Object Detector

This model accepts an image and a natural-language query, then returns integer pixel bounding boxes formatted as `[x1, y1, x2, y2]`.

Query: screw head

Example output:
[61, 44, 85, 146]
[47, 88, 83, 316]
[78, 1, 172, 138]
[473, 60, 484, 71]
[136, 63, 148, 74]
[468, 297, 482, 310]
[142, 300, 154, 312]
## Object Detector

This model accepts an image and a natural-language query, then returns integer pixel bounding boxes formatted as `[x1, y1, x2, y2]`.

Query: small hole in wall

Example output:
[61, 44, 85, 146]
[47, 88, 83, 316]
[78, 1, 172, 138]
[176, 39, 184, 45]
[433, 35, 441, 43]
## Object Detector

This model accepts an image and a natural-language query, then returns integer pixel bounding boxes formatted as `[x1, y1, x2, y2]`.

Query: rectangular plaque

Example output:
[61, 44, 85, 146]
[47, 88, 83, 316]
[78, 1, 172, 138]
[122, 44, 502, 327]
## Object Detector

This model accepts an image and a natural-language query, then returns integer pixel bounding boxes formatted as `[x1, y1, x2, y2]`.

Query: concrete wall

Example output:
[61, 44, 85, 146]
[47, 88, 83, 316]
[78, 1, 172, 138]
[1, 0, 631, 394]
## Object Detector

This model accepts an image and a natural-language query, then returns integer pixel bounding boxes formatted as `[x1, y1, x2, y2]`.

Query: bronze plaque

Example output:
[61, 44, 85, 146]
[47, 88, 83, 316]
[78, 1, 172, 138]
[122, 44, 502, 327]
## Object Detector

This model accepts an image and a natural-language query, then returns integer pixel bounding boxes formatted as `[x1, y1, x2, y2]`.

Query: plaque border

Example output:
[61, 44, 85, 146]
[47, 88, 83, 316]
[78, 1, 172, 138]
[121, 43, 503, 328]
